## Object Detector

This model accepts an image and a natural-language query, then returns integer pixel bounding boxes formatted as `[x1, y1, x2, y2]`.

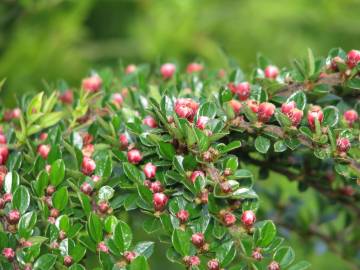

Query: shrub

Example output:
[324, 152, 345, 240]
[0, 48, 358, 270]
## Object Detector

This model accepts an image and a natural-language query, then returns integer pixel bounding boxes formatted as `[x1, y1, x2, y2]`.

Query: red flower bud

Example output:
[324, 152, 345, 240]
[143, 116, 157, 128]
[247, 99, 259, 113]
[230, 99, 242, 114]
[343, 110, 358, 125]
[241, 210, 256, 226]
[160, 63, 176, 79]
[150, 181, 163, 193]
[50, 208, 60, 218]
[64, 255, 73, 267]
[268, 261, 280, 270]
[97, 242, 109, 253]
[222, 212, 236, 226]
[190, 170, 205, 183]
[3, 193, 12, 203]
[281, 101, 296, 115]
[187, 63, 203, 74]
[196, 116, 209, 130]
[207, 259, 220, 270]
[288, 108, 303, 127]
[46, 185, 56, 196]
[124, 251, 137, 262]
[2, 248, 15, 262]
[81, 157, 96, 175]
[174, 98, 199, 121]
[125, 64, 137, 74]
[38, 144, 51, 159]
[7, 209, 20, 224]
[112, 93, 124, 106]
[80, 182, 93, 195]
[220, 182, 232, 193]
[346, 49, 360, 68]
[176, 209, 189, 223]
[191, 232, 205, 248]
[0, 146, 9, 165]
[0, 134, 6, 145]
[82, 75, 102, 93]
[98, 201, 110, 214]
[229, 82, 251, 101]
[336, 137, 351, 153]
[82, 133, 93, 145]
[252, 248, 263, 261]
[59, 90, 73, 104]
[258, 102, 275, 122]
[119, 134, 129, 148]
[127, 149, 142, 164]
[307, 106, 323, 129]
[264, 65, 279, 79]
[144, 162, 157, 179]
[153, 192, 168, 211]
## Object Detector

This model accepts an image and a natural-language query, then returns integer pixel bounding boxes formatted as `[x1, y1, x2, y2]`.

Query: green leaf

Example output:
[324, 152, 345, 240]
[218, 140, 241, 154]
[274, 246, 295, 268]
[346, 77, 360, 90]
[256, 220, 277, 247]
[93, 150, 112, 177]
[307, 48, 315, 76]
[274, 140, 287, 152]
[33, 171, 49, 197]
[113, 220, 133, 252]
[158, 141, 176, 160]
[18, 211, 37, 238]
[322, 106, 339, 127]
[286, 91, 307, 110]
[255, 136, 270, 154]
[288, 261, 311, 270]
[33, 254, 57, 270]
[133, 242, 154, 258]
[198, 102, 217, 118]
[49, 159, 65, 186]
[13, 186, 30, 214]
[130, 256, 150, 270]
[98, 186, 115, 201]
[216, 241, 236, 267]
[88, 213, 103, 243]
[4, 171, 20, 194]
[123, 162, 145, 183]
[172, 229, 190, 256]
[52, 187, 68, 211]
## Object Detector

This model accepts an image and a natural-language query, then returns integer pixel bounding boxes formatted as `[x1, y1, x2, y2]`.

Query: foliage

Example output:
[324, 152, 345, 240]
[0, 48, 359, 270]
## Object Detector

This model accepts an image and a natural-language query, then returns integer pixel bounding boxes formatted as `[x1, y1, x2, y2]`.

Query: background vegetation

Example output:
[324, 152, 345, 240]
[1, 0, 359, 269]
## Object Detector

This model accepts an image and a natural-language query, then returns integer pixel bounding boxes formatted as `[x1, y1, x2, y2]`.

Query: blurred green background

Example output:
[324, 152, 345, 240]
[1, 0, 360, 269]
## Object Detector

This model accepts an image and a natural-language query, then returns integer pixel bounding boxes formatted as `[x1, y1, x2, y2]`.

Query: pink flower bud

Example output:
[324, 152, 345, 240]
[187, 256, 201, 266]
[45, 165, 52, 173]
[258, 102, 275, 122]
[252, 248, 263, 261]
[175, 98, 199, 121]
[50, 208, 60, 218]
[12, 108, 21, 119]
[46, 185, 56, 196]
[124, 251, 137, 262]
[59, 90, 73, 104]
[281, 101, 296, 115]
[191, 232, 205, 248]
[190, 170, 205, 183]
[241, 210, 256, 226]
[153, 192, 168, 211]
[247, 99, 259, 113]
[220, 182, 232, 193]
[150, 181, 163, 193]
[64, 255, 73, 267]
[176, 209, 189, 223]
[144, 162, 157, 178]
[38, 144, 51, 159]
[81, 157, 96, 175]
[7, 209, 20, 224]
[0, 146, 9, 165]
[39, 132, 48, 141]
[344, 110, 358, 125]
[288, 108, 303, 127]
[264, 65, 279, 79]
[2, 248, 15, 262]
[196, 116, 209, 130]
[222, 212, 236, 226]
[230, 99, 242, 114]
[3, 193, 12, 203]
[82, 75, 102, 93]
[80, 182, 93, 195]
[119, 134, 129, 148]
[336, 137, 351, 153]
[127, 149, 142, 164]
[82, 144, 95, 157]
[0, 134, 6, 145]
[268, 261, 280, 270]
[97, 242, 109, 253]
[187, 63, 203, 74]
[125, 64, 137, 74]
[160, 63, 176, 79]
[307, 106, 323, 129]
[346, 49, 360, 68]
[207, 259, 220, 270]
[98, 201, 109, 214]
[229, 82, 251, 101]
[143, 116, 157, 128]
[112, 93, 124, 106]
[92, 175, 101, 182]
[0, 198, 5, 209]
